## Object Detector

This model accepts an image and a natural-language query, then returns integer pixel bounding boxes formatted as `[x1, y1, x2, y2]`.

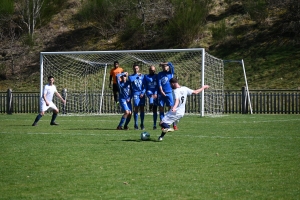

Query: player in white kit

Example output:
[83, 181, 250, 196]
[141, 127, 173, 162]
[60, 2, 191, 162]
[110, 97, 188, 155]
[158, 78, 209, 141]
[32, 76, 66, 126]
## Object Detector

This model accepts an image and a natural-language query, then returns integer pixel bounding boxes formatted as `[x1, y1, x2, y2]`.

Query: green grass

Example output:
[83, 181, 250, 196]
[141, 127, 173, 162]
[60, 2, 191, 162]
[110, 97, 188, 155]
[0, 114, 299, 199]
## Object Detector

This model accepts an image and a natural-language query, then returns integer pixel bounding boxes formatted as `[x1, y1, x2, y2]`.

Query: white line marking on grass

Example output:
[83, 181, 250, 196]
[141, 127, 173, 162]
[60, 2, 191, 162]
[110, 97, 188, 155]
[218, 118, 300, 124]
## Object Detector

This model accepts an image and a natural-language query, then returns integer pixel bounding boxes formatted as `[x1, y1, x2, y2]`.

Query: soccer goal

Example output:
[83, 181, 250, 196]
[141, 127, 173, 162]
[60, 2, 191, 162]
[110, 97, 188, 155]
[40, 48, 224, 116]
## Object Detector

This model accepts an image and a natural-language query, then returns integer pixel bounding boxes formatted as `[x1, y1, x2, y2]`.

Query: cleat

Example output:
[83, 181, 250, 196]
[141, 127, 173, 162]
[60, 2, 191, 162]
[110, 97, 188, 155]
[153, 126, 157, 130]
[124, 125, 129, 130]
[162, 128, 174, 133]
[140, 124, 145, 130]
[116, 126, 123, 130]
[134, 125, 139, 130]
[32, 123, 37, 126]
[50, 122, 59, 125]
[158, 136, 163, 141]
[173, 125, 178, 131]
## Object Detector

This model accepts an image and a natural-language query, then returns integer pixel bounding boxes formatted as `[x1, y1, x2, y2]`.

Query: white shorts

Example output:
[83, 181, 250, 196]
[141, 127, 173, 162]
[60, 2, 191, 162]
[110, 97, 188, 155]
[161, 110, 183, 125]
[40, 99, 58, 112]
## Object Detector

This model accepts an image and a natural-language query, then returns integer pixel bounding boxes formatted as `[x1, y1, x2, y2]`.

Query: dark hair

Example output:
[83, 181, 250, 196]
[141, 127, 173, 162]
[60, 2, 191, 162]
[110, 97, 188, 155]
[114, 61, 119, 65]
[133, 63, 139, 68]
[48, 76, 54, 80]
[169, 77, 178, 83]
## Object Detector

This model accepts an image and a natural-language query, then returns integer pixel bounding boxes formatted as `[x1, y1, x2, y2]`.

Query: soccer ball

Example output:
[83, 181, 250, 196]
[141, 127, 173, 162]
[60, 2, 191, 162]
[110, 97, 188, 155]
[140, 132, 150, 141]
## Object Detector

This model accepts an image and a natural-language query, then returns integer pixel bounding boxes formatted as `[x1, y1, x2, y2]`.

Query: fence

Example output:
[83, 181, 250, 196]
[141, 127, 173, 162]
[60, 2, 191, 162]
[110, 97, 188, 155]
[0, 89, 299, 114]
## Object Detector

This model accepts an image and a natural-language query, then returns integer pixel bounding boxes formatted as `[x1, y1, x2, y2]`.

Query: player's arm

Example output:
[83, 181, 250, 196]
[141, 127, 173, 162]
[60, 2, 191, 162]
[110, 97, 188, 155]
[42, 91, 49, 106]
[167, 62, 175, 74]
[141, 75, 146, 97]
[55, 91, 66, 104]
[157, 74, 165, 96]
[159, 86, 166, 96]
[171, 97, 179, 112]
[192, 85, 209, 94]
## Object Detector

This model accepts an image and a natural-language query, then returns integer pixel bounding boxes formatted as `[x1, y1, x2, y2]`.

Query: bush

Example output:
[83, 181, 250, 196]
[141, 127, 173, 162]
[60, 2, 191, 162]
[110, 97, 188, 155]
[164, 0, 211, 47]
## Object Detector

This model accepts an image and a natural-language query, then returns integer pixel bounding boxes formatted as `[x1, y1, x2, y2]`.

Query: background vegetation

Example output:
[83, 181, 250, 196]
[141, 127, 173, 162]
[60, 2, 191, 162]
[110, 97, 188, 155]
[0, 0, 299, 91]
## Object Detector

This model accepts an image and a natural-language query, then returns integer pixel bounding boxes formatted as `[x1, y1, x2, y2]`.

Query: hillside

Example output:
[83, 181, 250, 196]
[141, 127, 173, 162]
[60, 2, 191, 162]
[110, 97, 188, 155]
[0, 0, 299, 91]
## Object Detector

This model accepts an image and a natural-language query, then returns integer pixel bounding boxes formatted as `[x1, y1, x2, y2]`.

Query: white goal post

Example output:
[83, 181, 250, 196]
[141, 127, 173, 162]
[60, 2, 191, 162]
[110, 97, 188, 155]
[40, 48, 224, 116]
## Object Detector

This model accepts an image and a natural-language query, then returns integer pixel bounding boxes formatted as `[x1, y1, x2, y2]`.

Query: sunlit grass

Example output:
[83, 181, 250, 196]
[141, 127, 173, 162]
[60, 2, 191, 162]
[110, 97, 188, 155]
[0, 114, 299, 199]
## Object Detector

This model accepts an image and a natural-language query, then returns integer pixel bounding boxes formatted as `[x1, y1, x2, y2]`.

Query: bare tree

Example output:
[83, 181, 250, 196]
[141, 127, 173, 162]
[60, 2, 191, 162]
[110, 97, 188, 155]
[18, 0, 44, 39]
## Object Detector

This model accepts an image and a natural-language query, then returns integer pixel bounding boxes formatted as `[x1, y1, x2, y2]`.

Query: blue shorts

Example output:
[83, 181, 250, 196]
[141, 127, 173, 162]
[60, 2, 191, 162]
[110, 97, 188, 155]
[146, 90, 158, 106]
[158, 92, 174, 107]
[119, 99, 132, 112]
[133, 94, 145, 107]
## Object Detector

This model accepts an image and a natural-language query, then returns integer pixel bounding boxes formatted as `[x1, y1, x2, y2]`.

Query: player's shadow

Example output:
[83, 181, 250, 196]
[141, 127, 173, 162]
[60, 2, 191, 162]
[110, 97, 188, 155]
[65, 128, 116, 131]
[122, 138, 158, 142]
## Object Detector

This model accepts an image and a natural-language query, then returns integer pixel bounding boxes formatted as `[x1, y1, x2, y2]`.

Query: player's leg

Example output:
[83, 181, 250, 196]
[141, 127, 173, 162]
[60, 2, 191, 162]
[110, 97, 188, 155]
[158, 111, 176, 141]
[146, 91, 154, 111]
[124, 102, 132, 130]
[32, 111, 45, 126]
[165, 93, 178, 130]
[112, 84, 119, 104]
[152, 97, 158, 129]
[32, 99, 47, 126]
[133, 95, 140, 130]
[117, 100, 128, 129]
[139, 96, 145, 130]
[152, 105, 158, 130]
[50, 103, 59, 125]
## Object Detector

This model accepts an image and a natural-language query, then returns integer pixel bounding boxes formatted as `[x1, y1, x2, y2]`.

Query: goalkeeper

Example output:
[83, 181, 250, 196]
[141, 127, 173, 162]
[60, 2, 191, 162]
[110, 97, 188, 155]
[109, 61, 124, 104]
[158, 78, 209, 141]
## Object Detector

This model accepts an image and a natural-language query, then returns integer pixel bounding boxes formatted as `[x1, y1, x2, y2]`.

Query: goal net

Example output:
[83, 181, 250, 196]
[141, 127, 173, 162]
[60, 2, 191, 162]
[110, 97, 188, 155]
[40, 49, 224, 116]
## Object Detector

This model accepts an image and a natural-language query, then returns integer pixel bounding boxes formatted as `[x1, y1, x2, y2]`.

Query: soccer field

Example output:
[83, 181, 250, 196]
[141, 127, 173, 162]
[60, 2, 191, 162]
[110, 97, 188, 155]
[0, 114, 299, 199]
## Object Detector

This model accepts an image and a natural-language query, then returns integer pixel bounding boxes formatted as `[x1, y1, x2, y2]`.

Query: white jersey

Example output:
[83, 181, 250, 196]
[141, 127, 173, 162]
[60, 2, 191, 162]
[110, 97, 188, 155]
[161, 86, 193, 125]
[42, 84, 57, 102]
[173, 86, 194, 116]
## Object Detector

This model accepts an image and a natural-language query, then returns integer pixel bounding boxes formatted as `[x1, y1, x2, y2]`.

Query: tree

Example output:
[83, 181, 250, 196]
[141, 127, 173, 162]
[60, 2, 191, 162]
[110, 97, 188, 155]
[0, 0, 22, 76]
[18, 0, 44, 40]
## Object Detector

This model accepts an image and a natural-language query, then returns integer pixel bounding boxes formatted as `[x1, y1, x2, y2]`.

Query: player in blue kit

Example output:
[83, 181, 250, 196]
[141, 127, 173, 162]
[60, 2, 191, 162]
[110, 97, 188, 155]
[157, 62, 178, 130]
[116, 72, 132, 130]
[143, 65, 159, 130]
[128, 64, 146, 130]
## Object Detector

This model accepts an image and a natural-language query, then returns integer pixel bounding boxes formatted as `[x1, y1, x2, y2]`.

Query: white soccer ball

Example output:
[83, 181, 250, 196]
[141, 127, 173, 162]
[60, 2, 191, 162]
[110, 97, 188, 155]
[140, 132, 150, 141]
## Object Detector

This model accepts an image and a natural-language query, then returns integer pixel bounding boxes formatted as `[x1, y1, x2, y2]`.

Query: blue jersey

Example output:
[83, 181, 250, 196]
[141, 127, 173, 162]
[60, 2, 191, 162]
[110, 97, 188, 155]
[128, 73, 145, 95]
[116, 73, 131, 100]
[157, 62, 175, 93]
[144, 74, 158, 94]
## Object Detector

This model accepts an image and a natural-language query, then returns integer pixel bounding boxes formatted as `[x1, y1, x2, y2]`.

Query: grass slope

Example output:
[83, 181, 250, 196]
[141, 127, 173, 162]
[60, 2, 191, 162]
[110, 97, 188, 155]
[1, 114, 299, 199]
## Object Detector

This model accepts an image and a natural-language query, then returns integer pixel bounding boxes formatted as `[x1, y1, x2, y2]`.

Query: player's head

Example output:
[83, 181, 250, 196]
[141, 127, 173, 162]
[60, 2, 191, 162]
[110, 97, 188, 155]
[132, 63, 140, 74]
[48, 76, 54, 84]
[160, 63, 169, 72]
[149, 65, 156, 75]
[169, 77, 179, 89]
[114, 61, 119, 68]
[120, 74, 127, 81]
